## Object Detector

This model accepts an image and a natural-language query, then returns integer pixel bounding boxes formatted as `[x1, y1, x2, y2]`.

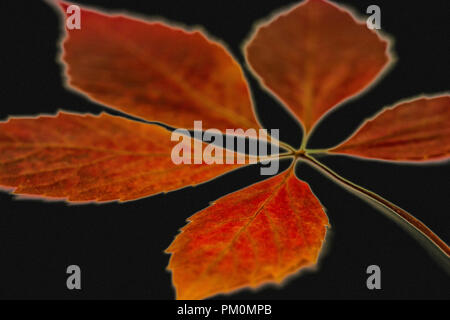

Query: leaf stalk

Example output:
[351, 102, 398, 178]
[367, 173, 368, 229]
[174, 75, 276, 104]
[299, 153, 450, 259]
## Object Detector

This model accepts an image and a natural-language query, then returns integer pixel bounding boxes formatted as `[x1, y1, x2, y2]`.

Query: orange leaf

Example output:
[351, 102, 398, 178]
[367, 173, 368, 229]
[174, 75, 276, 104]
[330, 96, 450, 162]
[0, 112, 243, 202]
[245, 0, 391, 134]
[166, 167, 328, 299]
[58, 1, 259, 132]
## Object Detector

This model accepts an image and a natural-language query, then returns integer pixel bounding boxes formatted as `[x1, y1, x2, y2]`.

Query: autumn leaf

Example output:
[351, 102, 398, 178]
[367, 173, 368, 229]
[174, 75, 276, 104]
[0, 0, 448, 300]
[0, 112, 243, 202]
[245, 0, 391, 134]
[58, 1, 260, 132]
[330, 96, 450, 162]
[166, 166, 328, 300]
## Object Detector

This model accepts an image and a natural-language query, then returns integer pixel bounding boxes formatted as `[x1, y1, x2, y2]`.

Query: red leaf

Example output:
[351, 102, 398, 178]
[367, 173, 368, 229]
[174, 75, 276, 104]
[166, 167, 329, 299]
[58, 1, 259, 132]
[330, 96, 450, 162]
[0, 112, 243, 202]
[245, 0, 391, 134]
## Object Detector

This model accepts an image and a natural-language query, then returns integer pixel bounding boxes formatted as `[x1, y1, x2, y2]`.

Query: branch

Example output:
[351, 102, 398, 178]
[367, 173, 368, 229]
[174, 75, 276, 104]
[299, 153, 450, 259]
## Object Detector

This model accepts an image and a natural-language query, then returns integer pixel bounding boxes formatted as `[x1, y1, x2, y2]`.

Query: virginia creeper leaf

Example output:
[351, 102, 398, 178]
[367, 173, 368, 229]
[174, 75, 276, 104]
[166, 167, 329, 300]
[245, 0, 391, 134]
[330, 96, 450, 162]
[0, 0, 446, 301]
[0, 112, 243, 202]
[58, 2, 259, 132]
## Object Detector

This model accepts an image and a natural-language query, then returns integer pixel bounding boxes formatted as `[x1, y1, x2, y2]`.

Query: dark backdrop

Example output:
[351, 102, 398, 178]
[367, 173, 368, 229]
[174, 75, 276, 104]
[0, 0, 448, 299]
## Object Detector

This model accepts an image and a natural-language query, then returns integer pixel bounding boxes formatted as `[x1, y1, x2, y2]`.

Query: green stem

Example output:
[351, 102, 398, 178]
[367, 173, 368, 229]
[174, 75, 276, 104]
[300, 132, 309, 151]
[304, 148, 330, 155]
[300, 153, 450, 258]
[254, 152, 295, 162]
[277, 140, 296, 153]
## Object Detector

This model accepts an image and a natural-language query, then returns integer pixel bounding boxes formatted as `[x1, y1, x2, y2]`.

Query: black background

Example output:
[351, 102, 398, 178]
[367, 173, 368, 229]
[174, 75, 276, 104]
[0, 0, 449, 300]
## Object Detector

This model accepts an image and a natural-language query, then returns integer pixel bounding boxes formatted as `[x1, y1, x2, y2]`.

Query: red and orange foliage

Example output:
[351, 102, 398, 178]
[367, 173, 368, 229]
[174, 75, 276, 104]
[0, 112, 242, 202]
[167, 168, 328, 299]
[59, 2, 259, 133]
[331, 96, 450, 161]
[245, 0, 390, 134]
[0, 0, 448, 299]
